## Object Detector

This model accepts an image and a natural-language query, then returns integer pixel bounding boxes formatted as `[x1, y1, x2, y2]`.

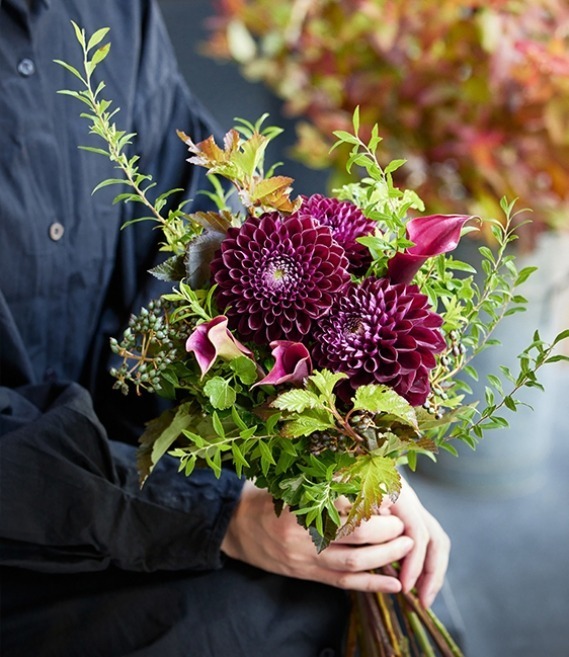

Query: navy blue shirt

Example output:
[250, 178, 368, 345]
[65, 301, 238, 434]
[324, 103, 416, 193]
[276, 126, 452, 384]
[0, 0, 243, 574]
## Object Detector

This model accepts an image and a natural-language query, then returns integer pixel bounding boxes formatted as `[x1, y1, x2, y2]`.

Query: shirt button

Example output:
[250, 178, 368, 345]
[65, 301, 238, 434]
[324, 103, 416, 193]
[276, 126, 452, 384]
[48, 222, 65, 241]
[318, 650, 336, 657]
[17, 58, 35, 77]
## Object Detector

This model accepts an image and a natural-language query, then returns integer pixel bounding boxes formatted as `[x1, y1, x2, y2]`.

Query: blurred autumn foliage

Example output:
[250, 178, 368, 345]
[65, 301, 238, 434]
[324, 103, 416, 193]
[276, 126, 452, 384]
[205, 0, 569, 248]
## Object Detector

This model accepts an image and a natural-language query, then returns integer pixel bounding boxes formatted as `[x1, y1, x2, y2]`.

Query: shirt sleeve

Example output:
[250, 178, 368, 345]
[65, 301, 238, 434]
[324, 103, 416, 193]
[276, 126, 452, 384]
[0, 381, 243, 573]
[0, 0, 245, 575]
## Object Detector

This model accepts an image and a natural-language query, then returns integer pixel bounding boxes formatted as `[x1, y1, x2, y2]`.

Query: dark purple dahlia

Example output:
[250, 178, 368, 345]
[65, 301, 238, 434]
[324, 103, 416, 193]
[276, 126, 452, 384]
[210, 212, 350, 344]
[296, 194, 376, 274]
[311, 277, 446, 406]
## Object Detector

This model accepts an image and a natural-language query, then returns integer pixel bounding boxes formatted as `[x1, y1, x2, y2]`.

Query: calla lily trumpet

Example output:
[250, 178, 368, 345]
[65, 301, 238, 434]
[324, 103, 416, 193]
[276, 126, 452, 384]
[186, 316, 254, 377]
[388, 214, 474, 284]
[253, 340, 312, 388]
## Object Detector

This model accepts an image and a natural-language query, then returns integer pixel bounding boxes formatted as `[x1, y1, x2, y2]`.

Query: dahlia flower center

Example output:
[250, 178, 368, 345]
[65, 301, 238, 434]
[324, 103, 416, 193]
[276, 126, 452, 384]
[261, 256, 300, 291]
[344, 316, 364, 336]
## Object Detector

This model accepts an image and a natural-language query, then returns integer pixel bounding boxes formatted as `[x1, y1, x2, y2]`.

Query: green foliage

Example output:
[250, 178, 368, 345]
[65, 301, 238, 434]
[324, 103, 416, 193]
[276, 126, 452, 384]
[336, 454, 401, 538]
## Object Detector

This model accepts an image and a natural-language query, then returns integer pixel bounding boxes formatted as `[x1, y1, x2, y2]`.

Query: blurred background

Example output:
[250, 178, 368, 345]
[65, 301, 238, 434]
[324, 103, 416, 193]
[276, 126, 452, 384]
[157, 1, 569, 655]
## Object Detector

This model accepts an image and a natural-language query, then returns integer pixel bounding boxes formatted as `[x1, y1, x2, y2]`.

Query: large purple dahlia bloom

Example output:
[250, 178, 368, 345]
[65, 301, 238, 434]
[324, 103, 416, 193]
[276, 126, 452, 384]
[296, 194, 376, 274]
[311, 277, 446, 406]
[210, 212, 350, 343]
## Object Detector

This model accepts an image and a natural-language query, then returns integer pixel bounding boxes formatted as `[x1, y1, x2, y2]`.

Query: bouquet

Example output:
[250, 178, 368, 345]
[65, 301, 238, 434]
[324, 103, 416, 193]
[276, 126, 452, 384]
[57, 24, 569, 657]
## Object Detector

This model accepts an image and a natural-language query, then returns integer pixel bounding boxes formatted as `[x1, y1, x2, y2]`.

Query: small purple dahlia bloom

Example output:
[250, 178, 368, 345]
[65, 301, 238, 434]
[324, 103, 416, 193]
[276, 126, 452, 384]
[296, 194, 376, 274]
[210, 212, 350, 344]
[311, 277, 446, 406]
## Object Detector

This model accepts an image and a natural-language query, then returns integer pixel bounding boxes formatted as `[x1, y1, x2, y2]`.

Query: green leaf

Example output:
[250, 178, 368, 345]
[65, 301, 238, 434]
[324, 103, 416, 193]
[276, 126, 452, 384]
[211, 410, 225, 437]
[308, 370, 348, 401]
[336, 454, 401, 538]
[384, 159, 407, 174]
[281, 411, 334, 438]
[78, 145, 110, 156]
[231, 443, 249, 477]
[137, 402, 198, 485]
[515, 266, 538, 286]
[553, 329, 569, 346]
[87, 27, 110, 53]
[71, 20, 86, 47]
[229, 356, 258, 385]
[331, 130, 361, 145]
[90, 42, 111, 68]
[53, 59, 85, 84]
[231, 406, 248, 431]
[545, 354, 569, 364]
[92, 177, 127, 194]
[352, 384, 418, 430]
[271, 389, 323, 413]
[204, 377, 236, 410]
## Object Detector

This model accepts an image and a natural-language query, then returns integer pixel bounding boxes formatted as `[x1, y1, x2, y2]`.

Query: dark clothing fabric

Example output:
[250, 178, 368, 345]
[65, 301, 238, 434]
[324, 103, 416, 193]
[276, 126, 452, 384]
[0, 0, 243, 575]
[0, 0, 350, 655]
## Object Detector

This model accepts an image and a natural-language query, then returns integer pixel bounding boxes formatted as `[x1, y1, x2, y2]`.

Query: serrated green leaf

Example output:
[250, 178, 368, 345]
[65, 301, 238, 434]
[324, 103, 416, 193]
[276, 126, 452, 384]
[308, 370, 348, 401]
[336, 454, 401, 538]
[137, 402, 198, 485]
[352, 384, 418, 429]
[281, 411, 334, 438]
[271, 389, 323, 413]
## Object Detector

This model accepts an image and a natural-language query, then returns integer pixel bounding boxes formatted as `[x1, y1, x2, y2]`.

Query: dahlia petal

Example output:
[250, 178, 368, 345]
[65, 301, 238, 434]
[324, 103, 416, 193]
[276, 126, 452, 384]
[311, 276, 446, 405]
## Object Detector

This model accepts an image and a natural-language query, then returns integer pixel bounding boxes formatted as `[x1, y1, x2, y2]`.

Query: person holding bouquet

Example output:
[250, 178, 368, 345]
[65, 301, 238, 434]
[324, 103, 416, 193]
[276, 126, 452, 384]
[0, 0, 450, 655]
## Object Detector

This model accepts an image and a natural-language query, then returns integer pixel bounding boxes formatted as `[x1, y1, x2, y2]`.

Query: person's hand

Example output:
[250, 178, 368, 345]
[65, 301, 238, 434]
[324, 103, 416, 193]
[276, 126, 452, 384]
[221, 481, 414, 593]
[388, 477, 451, 608]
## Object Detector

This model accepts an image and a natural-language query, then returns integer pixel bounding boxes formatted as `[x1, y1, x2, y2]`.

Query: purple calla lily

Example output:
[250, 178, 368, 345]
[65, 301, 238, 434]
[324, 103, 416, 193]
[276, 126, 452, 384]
[253, 340, 312, 388]
[186, 315, 253, 377]
[388, 214, 474, 284]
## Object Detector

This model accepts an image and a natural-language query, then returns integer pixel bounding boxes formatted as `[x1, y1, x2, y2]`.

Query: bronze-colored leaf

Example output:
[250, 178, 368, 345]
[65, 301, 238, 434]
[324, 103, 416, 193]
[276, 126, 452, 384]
[185, 229, 226, 288]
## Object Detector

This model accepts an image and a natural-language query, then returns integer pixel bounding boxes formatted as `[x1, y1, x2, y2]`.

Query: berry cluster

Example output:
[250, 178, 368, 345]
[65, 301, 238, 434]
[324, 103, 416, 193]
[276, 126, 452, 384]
[109, 298, 185, 395]
[307, 431, 350, 456]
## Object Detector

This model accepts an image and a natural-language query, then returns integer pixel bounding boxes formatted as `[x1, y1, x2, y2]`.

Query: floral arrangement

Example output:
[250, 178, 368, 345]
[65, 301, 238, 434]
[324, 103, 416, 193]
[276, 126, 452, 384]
[57, 24, 569, 657]
[205, 0, 569, 248]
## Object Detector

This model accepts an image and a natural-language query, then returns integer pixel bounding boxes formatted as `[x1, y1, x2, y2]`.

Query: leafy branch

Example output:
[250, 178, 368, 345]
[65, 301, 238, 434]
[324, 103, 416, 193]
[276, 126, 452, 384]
[55, 22, 199, 253]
